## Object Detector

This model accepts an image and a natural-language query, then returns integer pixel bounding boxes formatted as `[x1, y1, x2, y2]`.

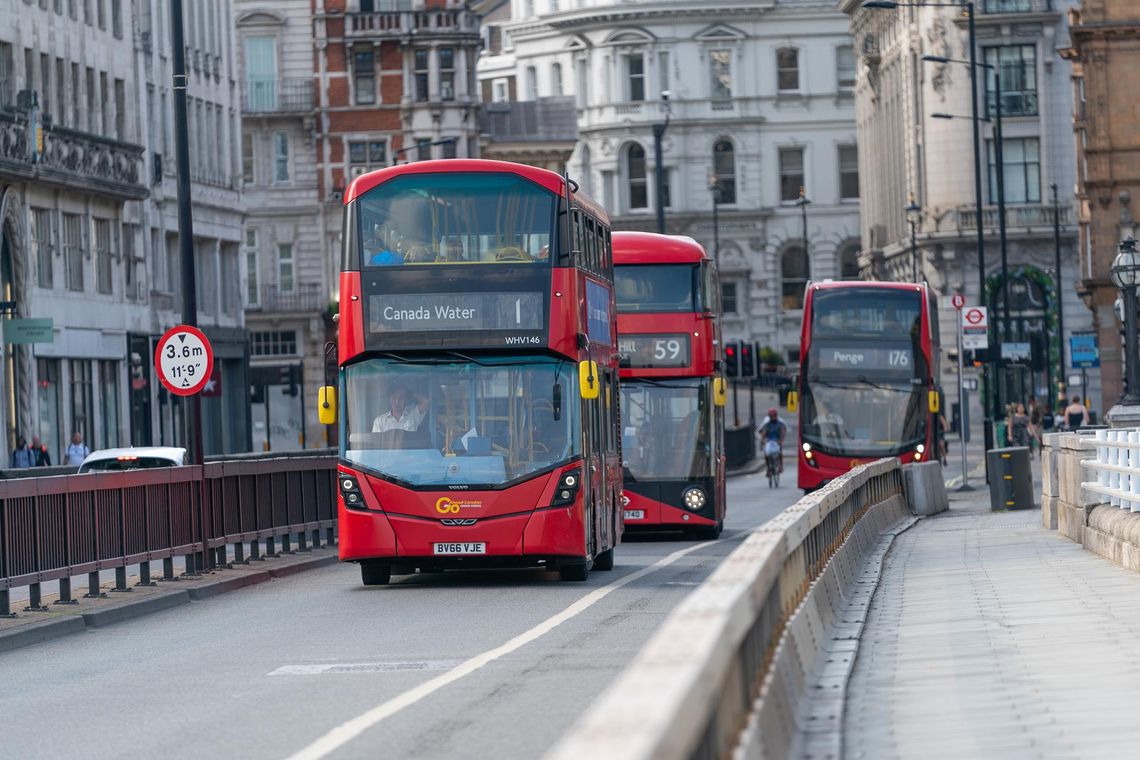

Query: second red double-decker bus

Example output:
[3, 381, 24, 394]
[792, 280, 941, 491]
[613, 232, 726, 538]
[322, 159, 623, 584]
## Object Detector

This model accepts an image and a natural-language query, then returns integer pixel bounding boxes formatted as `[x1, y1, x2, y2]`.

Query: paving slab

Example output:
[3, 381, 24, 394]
[843, 484, 1140, 760]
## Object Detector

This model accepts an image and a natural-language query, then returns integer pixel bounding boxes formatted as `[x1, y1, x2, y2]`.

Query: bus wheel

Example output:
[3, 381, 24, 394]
[593, 547, 614, 571]
[559, 561, 590, 582]
[360, 562, 392, 586]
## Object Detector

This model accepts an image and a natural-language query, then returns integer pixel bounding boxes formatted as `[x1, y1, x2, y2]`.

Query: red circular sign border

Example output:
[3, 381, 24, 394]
[964, 308, 986, 326]
[951, 294, 966, 310]
[154, 324, 215, 397]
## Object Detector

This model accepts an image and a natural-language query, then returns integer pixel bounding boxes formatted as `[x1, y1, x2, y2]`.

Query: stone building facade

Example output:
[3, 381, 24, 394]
[1060, 0, 1140, 411]
[841, 0, 1097, 422]
[479, 0, 863, 363]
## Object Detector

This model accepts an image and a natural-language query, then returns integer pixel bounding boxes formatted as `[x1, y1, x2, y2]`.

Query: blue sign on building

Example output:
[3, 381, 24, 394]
[1070, 333, 1100, 369]
[585, 280, 612, 346]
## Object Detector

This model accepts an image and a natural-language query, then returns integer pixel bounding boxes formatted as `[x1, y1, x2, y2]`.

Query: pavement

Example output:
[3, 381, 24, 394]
[0, 469, 800, 760]
[843, 469, 1140, 759]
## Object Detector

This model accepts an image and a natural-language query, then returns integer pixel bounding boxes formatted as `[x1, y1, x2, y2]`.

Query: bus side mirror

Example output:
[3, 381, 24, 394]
[318, 386, 337, 425]
[928, 390, 940, 414]
[713, 377, 727, 407]
[786, 390, 799, 413]
[579, 361, 600, 399]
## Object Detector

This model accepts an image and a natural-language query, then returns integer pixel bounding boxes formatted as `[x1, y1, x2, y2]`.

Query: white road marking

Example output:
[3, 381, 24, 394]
[268, 661, 462, 676]
[284, 542, 714, 760]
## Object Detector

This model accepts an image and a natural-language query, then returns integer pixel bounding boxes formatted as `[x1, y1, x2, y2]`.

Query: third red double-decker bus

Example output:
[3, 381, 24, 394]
[321, 159, 622, 584]
[613, 232, 726, 539]
[792, 280, 941, 491]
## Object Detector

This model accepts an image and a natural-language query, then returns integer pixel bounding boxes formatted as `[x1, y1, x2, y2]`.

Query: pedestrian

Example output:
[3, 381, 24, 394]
[1063, 395, 1090, 430]
[1027, 396, 1044, 450]
[1007, 403, 1039, 449]
[10, 435, 34, 468]
[938, 412, 950, 465]
[65, 432, 90, 467]
[30, 435, 51, 467]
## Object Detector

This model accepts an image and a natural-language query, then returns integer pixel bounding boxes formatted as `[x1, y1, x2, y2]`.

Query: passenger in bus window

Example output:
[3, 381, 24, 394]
[373, 386, 429, 433]
[441, 237, 465, 262]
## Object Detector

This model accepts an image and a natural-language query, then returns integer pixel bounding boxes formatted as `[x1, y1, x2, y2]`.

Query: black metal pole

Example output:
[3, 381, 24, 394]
[1125, 284, 1140, 404]
[994, 70, 1010, 343]
[171, 0, 207, 572]
[711, 186, 720, 266]
[910, 219, 918, 282]
[1053, 183, 1066, 407]
[653, 120, 668, 234]
[799, 189, 809, 256]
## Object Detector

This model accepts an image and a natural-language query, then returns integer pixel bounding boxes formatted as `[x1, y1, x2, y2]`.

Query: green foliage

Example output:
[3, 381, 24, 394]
[758, 346, 785, 366]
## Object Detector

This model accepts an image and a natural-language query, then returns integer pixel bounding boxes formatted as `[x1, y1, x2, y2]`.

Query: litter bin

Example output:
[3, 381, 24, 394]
[986, 446, 1034, 511]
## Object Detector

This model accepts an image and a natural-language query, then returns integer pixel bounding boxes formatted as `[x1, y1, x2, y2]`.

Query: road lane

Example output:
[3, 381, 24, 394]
[0, 469, 797, 760]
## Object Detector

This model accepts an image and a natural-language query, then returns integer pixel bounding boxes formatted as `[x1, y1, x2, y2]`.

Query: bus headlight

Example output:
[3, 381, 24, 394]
[916, 444, 925, 454]
[802, 442, 812, 452]
[551, 468, 581, 507]
[339, 474, 367, 510]
[682, 487, 707, 511]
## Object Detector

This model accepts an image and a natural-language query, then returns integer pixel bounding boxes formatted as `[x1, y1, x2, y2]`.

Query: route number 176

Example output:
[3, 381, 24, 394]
[887, 350, 910, 367]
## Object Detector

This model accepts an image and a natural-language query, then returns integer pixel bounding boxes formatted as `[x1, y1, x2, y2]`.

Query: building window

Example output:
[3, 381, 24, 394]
[441, 139, 457, 159]
[575, 57, 588, 107]
[988, 137, 1040, 203]
[0, 45, 13, 108]
[98, 360, 119, 449]
[623, 53, 645, 101]
[709, 49, 732, 99]
[97, 0, 105, 29]
[63, 212, 84, 292]
[277, 243, 294, 293]
[70, 359, 94, 446]
[417, 138, 432, 161]
[626, 143, 648, 210]
[837, 45, 855, 90]
[525, 65, 537, 100]
[244, 35, 278, 111]
[839, 145, 859, 199]
[551, 62, 563, 96]
[244, 228, 259, 307]
[250, 330, 298, 357]
[36, 358, 62, 464]
[111, 0, 121, 38]
[839, 243, 861, 279]
[493, 79, 509, 103]
[114, 78, 125, 139]
[94, 218, 113, 294]
[984, 45, 1037, 117]
[721, 282, 738, 314]
[781, 245, 809, 311]
[348, 140, 387, 174]
[353, 48, 375, 105]
[273, 132, 289, 183]
[658, 51, 669, 96]
[439, 47, 455, 100]
[777, 47, 799, 92]
[242, 132, 254, 183]
[713, 139, 736, 204]
[414, 49, 429, 101]
[32, 208, 53, 289]
[779, 147, 805, 202]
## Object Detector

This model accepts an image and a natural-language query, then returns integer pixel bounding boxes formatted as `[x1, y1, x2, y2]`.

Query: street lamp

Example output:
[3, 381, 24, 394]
[654, 91, 672, 234]
[708, 175, 721, 266]
[905, 194, 922, 282]
[795, 186, 811, 256]
[1111, 237, 1140, 404]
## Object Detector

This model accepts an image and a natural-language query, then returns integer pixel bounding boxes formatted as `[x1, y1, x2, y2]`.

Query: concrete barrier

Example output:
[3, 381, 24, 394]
[902, 461, 949, 516]
[545, 459, 911, 760]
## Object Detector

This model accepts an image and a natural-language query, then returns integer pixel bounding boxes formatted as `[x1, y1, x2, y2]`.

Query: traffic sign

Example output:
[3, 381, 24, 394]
[963, 306, 988, 328]
[951, 294, 966, 310]
[155, 325, 214, 396]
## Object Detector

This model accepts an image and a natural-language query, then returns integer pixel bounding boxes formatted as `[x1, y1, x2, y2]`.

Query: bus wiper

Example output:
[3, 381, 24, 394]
[809, 378, 910, 393]
[376, 351, 454, 365]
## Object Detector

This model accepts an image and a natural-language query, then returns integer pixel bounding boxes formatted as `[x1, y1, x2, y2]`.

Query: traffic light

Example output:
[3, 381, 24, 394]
[740, 341, 756, 378]
[724, 340, 740, 378]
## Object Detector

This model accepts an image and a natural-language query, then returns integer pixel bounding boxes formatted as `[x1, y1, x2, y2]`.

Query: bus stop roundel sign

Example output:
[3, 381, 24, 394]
[155, 325, 214, 397]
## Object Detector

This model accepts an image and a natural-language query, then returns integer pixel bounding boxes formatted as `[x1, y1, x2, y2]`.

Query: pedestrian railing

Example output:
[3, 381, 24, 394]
[548, 458, 908, 760]
[1081, 428, 1140, 511]
[0, 454, 337, 616]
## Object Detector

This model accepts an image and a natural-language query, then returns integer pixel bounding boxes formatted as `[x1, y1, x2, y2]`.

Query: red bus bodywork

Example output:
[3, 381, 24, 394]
[335, 160, 622, 581]
[796, 281, 940, 491]
[613, 232, 726, 536]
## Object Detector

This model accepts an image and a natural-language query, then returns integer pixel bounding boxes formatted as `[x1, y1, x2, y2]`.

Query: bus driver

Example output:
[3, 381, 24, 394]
[373, 386, 429, 433]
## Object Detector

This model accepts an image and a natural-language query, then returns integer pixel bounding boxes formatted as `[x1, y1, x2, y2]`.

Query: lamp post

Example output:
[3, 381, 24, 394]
[1111, 237, 1140, 404]
[796, 186, 810, 256]
[654, 92, 672, 234]
[709, 175, 721, 266]
[1052, 183, 1066, 406]
[905, 195, 922, 282]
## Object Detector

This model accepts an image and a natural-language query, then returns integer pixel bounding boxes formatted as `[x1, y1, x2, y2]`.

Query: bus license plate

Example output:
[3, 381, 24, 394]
[433, 542, 486, 555]
[624, 510, 646, 520]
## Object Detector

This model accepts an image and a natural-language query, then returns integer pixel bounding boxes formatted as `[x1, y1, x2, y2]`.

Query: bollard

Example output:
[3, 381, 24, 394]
[137, 562, 156, 587]
[56, 576, 79, 604]
[85, 571, 106, 598]
[113, 566, 132, 592]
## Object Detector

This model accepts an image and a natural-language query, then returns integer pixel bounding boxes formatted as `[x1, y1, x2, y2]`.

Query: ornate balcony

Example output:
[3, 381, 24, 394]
[981, 0, 1052, 12]
[242, 78, 314, 114]
[0, 111, 147, 200]
[345, 8, 480, 39]
[249, 284, 327, 314]
[941, 202, 1074, 233]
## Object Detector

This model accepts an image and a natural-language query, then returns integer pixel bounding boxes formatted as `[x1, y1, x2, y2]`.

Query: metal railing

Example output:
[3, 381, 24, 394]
[1082, 429, 1140, 510]
[242, 78, 315, 114]
[548, 458, 906, 760]
[0, 454, 336, 616]
[249, 283, 327, 313]
[949, 202, 1073, 233]
[981, 0, 1052, 12]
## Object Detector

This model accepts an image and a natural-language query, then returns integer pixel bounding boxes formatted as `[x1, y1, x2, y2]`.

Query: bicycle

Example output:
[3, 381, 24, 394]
[763, 441, 782, 488]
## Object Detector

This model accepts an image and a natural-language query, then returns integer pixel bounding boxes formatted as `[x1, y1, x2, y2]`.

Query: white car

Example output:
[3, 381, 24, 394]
[78, 446, 188, 473]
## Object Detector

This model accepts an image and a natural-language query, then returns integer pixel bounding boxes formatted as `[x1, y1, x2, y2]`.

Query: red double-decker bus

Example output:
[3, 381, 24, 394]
[793, 281, 941, 491]
[613, 232, 726, 539]
[321, 159, 622, 584]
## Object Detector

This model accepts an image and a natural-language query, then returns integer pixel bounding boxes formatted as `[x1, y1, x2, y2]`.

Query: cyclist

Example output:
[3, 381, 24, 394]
[757, 408, 788, 474]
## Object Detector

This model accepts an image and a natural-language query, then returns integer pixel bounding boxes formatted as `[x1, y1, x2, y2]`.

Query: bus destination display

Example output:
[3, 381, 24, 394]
[619, 334, 691, 368]
[370, 292, 544, 333]
[815, 344, 913, 373]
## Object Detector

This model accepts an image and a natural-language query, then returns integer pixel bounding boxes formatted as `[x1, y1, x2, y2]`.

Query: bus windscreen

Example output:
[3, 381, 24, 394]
[614, 265, 698, 313]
